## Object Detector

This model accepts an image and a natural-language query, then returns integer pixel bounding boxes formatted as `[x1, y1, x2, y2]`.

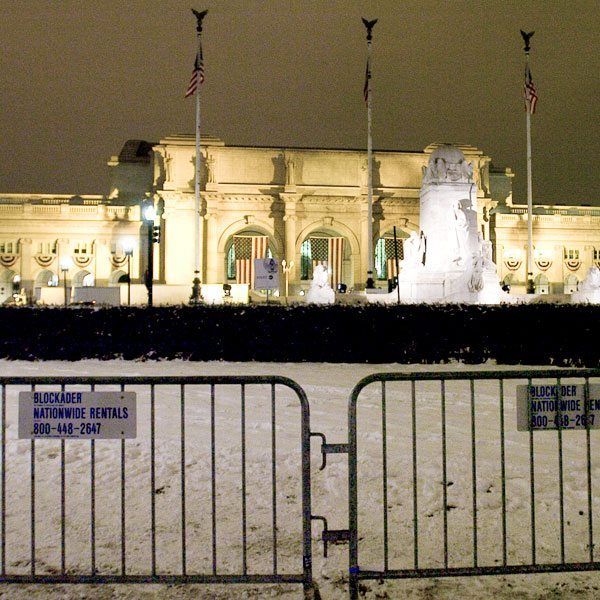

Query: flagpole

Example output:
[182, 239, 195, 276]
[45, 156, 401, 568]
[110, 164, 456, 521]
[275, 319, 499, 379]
[363, 18, 377, 290]
[521, 30, 534, 293]
[191, 9, 207, 303]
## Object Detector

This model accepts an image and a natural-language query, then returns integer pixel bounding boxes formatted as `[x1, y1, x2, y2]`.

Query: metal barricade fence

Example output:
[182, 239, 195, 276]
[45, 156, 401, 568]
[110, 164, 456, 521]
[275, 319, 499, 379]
[0, 376, 313, 595]
[348, 369, 600, 599]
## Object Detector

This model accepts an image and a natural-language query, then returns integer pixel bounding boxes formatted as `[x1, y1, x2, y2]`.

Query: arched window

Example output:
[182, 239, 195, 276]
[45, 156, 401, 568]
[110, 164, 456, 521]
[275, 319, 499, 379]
[226, 234, 272, 282]
[375, 236, 404, 280]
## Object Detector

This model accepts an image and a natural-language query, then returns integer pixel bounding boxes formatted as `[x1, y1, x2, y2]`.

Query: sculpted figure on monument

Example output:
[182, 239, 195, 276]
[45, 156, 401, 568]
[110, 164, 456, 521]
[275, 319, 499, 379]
[581, 265, 600, 291]
[451, 199, 470, 266]
[468, 253, 485, 292]
[476, 233, 496, 272]
[401, 231, 425, 270]
[422, 144, 474, 184]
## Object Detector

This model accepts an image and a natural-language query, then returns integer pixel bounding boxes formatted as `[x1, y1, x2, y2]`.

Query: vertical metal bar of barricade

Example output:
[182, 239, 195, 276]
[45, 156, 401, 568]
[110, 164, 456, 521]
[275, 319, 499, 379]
[584, 378, 594, 562]
[441, 381, 448, 569]
[180, 384, 186, 576]
[90, 384, 96, 576]
[1, 384, 5, 576]
[60, 384, 66, 576]
[298, 383, 313, 594]
[470, 379, 478, 567]
[499, 379, 507, 566]
[527, 378, 536, 565]
[30, 383, 35, 576]
[211, 384, 217, 575]
[120, 383, 126, 576]
[411, 380, 418, 570]
[349, 386, 359, 600]
[555, 378, 565, 563]
[150, 384, 156, 576]
[381, 381, 389, 571]
[241, 384, 247, 576]
[271, 383, 278, 575]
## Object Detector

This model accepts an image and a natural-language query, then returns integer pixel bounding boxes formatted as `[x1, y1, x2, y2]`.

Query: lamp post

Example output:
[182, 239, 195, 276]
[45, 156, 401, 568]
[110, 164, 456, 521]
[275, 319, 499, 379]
[59, 256, 72, 307]
[123, 238, 135, 306]
[281, 259, 294, 305]
[142, 196, 163, 307]
[143, 203, 157, 307]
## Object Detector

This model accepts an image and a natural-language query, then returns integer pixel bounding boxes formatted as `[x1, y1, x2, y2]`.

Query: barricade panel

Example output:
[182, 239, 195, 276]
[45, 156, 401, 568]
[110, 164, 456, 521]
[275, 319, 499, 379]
[348, 369, 600, 599]
[0, 376, 312, 594]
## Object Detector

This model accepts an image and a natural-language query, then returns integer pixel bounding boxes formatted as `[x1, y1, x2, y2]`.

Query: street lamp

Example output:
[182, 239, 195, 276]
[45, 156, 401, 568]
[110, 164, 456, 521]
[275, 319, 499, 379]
[281, 259, 294, 305]
[122, 238, 135, 306]
[142, 196, 163, 307]
[59, 256, 72, 307]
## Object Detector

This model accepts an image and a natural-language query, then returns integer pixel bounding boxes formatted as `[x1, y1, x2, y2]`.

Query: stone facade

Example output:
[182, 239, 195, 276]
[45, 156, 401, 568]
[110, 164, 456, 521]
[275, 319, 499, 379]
[0, 135, 597, 303]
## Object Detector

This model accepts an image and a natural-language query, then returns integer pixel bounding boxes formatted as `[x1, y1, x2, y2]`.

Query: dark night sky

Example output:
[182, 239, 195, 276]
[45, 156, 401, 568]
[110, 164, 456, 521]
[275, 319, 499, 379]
[1, 0, 598, 204]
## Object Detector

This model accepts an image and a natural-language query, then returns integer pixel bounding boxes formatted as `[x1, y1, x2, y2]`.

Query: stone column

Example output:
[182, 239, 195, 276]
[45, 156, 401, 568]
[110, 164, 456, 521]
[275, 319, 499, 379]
[281, 193, 300, 293]
[359, 199, 370, 289]
[205, 197, 220, 283]
[19, 238, 33, 292]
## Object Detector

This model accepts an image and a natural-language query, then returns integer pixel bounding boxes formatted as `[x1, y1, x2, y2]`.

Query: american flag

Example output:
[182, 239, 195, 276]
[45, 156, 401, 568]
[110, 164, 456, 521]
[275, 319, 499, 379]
[234, 236, 268, 286]
[185, 48, 205, 98]
[524, 64, 538, 114]
[363, 59, 371, 103]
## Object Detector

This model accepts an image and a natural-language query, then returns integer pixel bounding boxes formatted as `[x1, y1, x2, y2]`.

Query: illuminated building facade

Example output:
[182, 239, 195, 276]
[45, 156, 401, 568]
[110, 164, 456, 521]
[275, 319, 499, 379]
[0, 135, 598, 303]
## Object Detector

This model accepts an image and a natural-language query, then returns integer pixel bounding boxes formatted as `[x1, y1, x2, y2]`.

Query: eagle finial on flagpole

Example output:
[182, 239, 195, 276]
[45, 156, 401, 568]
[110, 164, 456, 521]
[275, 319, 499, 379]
[192, 8, 208, 33]
[520, 30, 534, 52]
[362, 17, 378, 41]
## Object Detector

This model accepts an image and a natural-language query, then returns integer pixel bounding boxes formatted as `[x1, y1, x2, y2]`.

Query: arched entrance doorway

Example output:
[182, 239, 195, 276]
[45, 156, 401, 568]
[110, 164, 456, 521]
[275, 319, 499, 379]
[375, 228, 410, 283]
[299, 231, 349, 289]
[225, 230, 273, 286]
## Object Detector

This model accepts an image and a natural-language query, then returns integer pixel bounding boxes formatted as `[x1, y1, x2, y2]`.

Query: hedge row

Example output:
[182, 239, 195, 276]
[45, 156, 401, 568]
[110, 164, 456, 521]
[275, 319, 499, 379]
[0, 304, 598, 365]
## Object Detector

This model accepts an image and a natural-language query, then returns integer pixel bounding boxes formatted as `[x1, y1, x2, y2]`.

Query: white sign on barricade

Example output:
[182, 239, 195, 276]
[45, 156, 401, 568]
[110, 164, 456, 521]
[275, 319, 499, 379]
[18, 391, 137, 439]
[516, 384, 600, 431]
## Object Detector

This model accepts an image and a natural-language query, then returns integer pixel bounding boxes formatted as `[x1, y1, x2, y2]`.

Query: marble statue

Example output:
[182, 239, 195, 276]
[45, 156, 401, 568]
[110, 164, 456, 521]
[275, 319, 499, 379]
[285, 154, 295, 186]
[422, 144, 473, 185]
[571, 265, 600, 304]
[306, 264, 335, 304]
[451, 199, 470, 266]
[206, 153, 216, 184]
[401, 231, 425, 270]
[468, 253, 485, 293]
[381, 144, 506, 304]
[581, 266, 600, 291]
[477, 233, 496, 272]
[164, 153, 173, 182]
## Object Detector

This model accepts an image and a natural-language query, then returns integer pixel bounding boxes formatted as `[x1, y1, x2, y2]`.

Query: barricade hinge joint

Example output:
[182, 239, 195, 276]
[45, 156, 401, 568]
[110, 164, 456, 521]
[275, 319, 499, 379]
[310, 432, 348, 470]
[311, 515, 350, 558]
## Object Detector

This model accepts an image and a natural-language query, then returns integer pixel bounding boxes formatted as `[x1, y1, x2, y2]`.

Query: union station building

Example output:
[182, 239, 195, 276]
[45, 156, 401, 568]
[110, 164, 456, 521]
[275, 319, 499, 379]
[1, 134, 598, 303]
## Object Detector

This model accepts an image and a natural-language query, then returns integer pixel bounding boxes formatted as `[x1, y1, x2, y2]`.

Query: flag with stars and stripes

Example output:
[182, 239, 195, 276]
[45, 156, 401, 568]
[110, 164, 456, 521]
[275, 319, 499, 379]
[185, 48, 205, 98]
[524, 64, 538, 114]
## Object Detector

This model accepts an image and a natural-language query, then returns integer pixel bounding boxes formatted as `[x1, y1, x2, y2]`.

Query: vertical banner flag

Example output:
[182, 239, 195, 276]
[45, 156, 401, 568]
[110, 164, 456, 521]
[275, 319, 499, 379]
[524, 64, 538, 114]
[328, 237, 344, 288]
[185, 46, 205, 98]
[363, 60, 370, 103]
[234, 236, 268, 286]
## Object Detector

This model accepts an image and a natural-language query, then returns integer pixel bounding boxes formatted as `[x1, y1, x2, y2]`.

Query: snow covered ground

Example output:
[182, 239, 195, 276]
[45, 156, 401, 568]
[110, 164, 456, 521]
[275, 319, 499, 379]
[1, 360, 600, 599]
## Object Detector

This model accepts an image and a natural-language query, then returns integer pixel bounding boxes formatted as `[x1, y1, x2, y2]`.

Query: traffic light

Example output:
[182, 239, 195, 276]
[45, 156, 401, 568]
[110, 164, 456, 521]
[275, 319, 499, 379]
[152, 225, 161, 244]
